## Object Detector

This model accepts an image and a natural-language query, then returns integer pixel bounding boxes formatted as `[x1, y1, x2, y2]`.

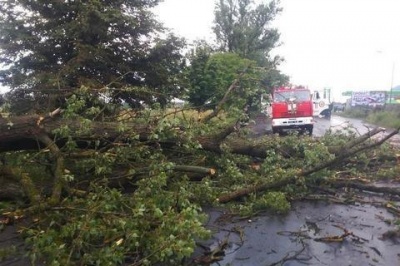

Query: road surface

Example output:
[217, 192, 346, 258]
[196, 191, 400, 266]
[317, 115, 400, 147]
[252, 114, 400, 146]
[190, 114, 400, 266]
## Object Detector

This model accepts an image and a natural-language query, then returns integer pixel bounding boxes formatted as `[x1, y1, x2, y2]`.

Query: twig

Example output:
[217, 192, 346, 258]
[268, 239, 311, 266]
[314, 224, 368, 243]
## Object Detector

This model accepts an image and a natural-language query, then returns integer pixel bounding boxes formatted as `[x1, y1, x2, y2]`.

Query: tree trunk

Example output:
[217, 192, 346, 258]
[0, 111, 399, 202]
[218, 127, 400, 203]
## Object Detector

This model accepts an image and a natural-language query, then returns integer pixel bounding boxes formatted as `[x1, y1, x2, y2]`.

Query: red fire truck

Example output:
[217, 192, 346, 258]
[270, 86, 314, 135]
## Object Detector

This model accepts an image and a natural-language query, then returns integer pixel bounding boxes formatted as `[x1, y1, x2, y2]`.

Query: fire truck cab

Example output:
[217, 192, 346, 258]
[270, 86, 314, 135]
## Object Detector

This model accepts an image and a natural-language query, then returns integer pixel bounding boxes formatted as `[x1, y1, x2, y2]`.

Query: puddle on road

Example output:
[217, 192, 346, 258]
[196, 196, 400, 266]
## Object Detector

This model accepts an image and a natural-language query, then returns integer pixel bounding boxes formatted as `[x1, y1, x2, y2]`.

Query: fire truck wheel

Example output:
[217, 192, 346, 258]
[319, 101, 325, 107]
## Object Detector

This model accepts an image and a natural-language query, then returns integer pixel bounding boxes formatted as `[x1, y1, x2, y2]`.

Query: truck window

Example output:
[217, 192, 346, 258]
[274, 93, 286, 102]
[295, 91, 311, 101]
[274, 90, 310, 102]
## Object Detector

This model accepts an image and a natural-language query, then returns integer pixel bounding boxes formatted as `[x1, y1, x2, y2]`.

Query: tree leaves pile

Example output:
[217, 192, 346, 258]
[1, 0, 399, 265]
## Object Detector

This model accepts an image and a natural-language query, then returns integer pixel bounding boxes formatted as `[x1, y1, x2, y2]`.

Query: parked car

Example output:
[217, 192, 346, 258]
[332, 102, 345, 112]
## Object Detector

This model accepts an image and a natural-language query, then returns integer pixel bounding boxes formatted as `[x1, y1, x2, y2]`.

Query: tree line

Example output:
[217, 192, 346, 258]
[0, 0, 287, 115]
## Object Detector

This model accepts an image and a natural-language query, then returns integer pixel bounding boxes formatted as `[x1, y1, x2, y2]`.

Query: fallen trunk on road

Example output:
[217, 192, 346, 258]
[0, 109, 399, 204]
[218, 126, 400, 203]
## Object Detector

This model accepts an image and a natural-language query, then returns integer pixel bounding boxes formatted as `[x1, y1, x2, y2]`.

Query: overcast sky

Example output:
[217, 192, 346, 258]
[154, 0, 400, 100]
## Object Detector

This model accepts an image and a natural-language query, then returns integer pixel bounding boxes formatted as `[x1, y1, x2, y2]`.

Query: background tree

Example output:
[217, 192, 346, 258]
[203, 53, 259, 108]
[186, 41, 214, 108]
[186, 45, 263, 113]
[0, 0, 186, 114]
[213, 0, 281, 61]
[213, 0, 288, 100]
[185, 0, 288, 114]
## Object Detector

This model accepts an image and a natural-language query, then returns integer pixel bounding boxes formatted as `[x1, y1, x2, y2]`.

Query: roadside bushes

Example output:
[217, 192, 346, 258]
[366, 105, 400, 129]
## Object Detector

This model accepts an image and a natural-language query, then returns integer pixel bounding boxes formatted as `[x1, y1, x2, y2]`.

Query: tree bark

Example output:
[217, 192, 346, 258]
[4, 111, 396, 159]
[328, 180, 400, 197]
[218, 126, 400, 203]
[0, 111, 399, 203]
[0, 166, 41, 203]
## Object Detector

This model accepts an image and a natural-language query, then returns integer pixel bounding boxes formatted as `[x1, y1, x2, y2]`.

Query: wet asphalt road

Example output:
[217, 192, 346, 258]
[258, 114, 400, 146]
[199, 193, 400, 266]
[315, 115, 396, 137]
[194, 114, 400, 266]
[317, 115, 400, 146]
[259, 114, 360, 137]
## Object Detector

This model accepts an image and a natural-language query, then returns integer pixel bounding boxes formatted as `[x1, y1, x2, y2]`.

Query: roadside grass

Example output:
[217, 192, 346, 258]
[366, 109, 400, 129]
[340, 107, 369, 119]
[340, 105, 400, 129]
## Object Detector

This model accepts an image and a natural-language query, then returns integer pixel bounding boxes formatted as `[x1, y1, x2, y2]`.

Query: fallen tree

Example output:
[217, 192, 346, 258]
[218, 127, 400, 203]
[1, 106, 400, 266]
[0, 108, 399, 204]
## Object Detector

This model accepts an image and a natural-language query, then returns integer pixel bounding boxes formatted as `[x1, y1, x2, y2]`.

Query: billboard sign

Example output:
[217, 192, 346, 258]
[351, 91, 386, 107]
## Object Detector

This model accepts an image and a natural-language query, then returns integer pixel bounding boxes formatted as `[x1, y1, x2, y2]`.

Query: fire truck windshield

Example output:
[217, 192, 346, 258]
[274, 90, 310, 102]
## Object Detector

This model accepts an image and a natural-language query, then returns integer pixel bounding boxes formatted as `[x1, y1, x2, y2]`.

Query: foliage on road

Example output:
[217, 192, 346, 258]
[1, 96, 399, 264]
[0, 0, 399, 265]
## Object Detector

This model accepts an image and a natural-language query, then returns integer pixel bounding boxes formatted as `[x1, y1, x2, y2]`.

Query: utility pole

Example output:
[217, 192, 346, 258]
[389, 62, 395, 104]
